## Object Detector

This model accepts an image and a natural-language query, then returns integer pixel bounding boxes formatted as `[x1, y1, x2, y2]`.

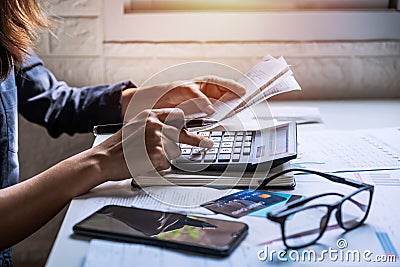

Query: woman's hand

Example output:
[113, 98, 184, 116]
[121, 76, 246, 119]
[94, 108, 213, 181]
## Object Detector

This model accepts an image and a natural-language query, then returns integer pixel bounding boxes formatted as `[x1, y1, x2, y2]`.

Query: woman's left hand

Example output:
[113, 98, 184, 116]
[121, 76, 246, 118]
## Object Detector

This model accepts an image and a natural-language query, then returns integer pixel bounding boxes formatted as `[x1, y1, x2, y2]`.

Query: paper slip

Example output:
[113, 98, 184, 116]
[190, 55, 301, 132]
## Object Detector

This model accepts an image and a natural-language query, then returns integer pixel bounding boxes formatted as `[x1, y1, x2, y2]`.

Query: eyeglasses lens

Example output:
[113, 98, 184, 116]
[340, 189, 371, 229]
[284, 205, 329, 248]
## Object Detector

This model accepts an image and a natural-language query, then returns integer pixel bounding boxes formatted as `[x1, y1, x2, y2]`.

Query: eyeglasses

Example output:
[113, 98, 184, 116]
[260, 168, 374, 249]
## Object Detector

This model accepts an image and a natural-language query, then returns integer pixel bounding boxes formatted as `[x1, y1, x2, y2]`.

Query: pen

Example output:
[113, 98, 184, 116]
[93, 118, 218, 136]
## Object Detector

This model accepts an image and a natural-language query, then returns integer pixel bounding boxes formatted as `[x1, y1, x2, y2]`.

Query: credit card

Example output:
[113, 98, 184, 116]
[202, 190, 287, 218]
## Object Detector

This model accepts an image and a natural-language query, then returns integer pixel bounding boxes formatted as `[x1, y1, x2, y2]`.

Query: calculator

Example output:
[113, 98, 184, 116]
[171, 122, 297, 172]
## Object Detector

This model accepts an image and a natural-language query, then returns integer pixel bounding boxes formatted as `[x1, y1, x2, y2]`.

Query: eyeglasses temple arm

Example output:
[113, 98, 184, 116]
[258, 168, 371, 189]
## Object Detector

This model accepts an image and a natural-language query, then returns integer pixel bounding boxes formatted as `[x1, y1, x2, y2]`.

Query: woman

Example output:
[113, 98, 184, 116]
[0, 1, 246, 265]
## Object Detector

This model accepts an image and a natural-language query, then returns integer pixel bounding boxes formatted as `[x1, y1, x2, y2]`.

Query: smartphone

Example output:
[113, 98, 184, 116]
[73, 205, 248, 257]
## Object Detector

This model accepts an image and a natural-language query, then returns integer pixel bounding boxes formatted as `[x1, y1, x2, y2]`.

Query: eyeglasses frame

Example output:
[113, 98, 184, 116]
[260, 168, 374, 249]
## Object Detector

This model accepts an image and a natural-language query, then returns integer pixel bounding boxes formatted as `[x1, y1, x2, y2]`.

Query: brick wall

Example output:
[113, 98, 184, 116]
[35, 0, 400, 99]
[13, 0, 400, 266]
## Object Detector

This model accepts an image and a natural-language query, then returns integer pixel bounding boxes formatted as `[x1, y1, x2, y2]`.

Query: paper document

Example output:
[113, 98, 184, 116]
[83, 240, 268, 267]
[352, 169, 400, 186]
[293, 127, 400, 173]
[80, 174, 399, 266]
[83, 222, 393, 267]
[191, 55, 301, 132]
[131, 186, 231, 214]
[269, 106, 322, 124]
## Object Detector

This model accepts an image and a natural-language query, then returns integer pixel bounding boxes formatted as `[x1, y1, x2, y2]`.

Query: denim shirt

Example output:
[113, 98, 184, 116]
[0, 54, 135, 266]
[0, 69, 18, 267]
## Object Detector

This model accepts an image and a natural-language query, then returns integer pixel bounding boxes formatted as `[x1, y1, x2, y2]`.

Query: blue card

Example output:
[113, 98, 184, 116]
[202, 190, 290, 218]
[248, 192, 304, 218]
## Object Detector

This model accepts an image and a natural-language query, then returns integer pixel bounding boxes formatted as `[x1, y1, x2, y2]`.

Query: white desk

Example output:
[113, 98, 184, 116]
[46, 100, 400, 267]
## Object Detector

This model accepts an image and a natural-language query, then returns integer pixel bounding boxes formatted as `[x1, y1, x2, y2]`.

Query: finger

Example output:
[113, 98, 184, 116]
[162, 138, 182, 160]
[177, 100, 212, 115]
[147, 145, 171, 171]
[200, 82, 242, 104]
[179, 130, 214, 148]
[198, 76, 247, 97]
[179, 84, 215, 115]
[198, 82, 222, 100]
[217, 89, 242, 103]
[149, 108, 186, 129]
[161, 123, 181, 143]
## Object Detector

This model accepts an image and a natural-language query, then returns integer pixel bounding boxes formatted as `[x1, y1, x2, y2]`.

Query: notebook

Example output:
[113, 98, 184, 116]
[132, 162, 295, 189]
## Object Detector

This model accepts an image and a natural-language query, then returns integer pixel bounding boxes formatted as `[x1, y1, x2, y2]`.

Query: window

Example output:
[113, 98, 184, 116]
[124, 0, 393, 13]
[105, 0, 400, 42]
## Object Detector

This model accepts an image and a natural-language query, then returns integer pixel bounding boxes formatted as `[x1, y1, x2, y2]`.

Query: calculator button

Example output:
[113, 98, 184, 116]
[218, 154, 231, 162]
[220, 148, 232, 154]
[188, 156, 202, 162]
[221, 142, 234, 148]
[236, 132, 244, 136]
[246, 131, 253, 136]
[188, 152, 203, 160]
[206, 148, 218, 154]
[243, 147, 251, 155]
[232, 154, 240, 162]
[177, 154, 201, 162]
[198, 132, 210, 137]
[181, 149, 192, 155]
[245, 136, 253, 141]
[210, 137, 221, 142]
[222, 137, 235, 142]
[204, 154, 217, 162]
[212, 142, 221, 148]
[235, 136, 243, 142]
[192, 148, 204, 154]
[180, 144, 192, 149]
[210, 131, 223, 137]
[244, 141, 252, 147]
[234, 148, 241, 154]
[240, 155, 250, 163]
[224, 131, 235, 136]
[235, 142, 243, 148]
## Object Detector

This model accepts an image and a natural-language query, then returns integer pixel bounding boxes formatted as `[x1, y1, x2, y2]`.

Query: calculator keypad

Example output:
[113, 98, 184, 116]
[177, 131, 254, 164]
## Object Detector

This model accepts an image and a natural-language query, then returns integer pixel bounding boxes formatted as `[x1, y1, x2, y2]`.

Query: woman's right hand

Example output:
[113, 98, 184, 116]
[92, 108, 213, 182]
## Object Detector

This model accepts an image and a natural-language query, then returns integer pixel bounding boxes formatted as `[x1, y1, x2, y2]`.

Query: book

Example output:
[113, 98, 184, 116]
[133, 162, 295, 189]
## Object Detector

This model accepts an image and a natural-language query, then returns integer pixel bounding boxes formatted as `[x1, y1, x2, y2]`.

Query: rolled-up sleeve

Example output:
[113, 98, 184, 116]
[16, 54, 136, 137]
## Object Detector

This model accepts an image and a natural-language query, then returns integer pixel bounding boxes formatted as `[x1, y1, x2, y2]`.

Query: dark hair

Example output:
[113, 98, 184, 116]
[0, 0, 49, 80]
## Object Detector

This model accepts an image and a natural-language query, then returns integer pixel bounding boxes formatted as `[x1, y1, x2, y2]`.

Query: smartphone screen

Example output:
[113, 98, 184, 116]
[73, 205, 248, 256]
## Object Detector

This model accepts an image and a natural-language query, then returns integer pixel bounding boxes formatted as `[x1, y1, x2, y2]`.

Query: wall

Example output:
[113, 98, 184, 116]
[34, 1, 400, 99]
[14, 0, 400, 266]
